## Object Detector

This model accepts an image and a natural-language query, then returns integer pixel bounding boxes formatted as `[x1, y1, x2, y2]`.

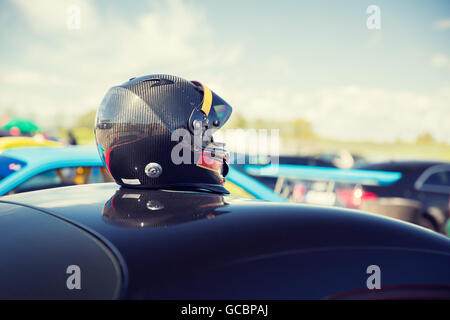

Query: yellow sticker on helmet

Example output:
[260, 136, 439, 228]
[200, 84, 213, 116]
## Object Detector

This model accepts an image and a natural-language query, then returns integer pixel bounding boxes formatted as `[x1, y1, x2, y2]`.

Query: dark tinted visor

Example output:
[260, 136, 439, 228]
[190, 81, 233, 131]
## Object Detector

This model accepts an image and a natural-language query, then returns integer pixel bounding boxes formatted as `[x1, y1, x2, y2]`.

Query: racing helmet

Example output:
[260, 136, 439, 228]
[95, 74, 232, 193]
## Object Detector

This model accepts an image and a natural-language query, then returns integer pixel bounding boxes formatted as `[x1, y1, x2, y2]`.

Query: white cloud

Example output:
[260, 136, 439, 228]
[434, 19, 450, 30]
[0, 0, 449, 145]
[0, 70, 72, 87]
[10, 0, 240, 74]
[430, 54, 450, 69]
[13, 0, 98, 33]
[0, 0, 243, 128]
[224, 84, 450, 143]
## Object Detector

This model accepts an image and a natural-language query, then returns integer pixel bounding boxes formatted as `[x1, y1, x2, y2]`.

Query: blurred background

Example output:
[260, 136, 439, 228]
[0, 0, 449, 161]
[0, 0, 449, 234]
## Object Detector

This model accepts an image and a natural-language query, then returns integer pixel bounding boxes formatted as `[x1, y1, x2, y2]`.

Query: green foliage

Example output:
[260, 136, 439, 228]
[73, 127, 95, 145]
[56, 110, 96, 145]
[59, 109, 449, 160]
[290, 119, 316, 139]
[58, 127, 95, 145]
[416, 132, 435, 145]
[76, 110, 97, 129]
[222, 112, 247, 129]
[224, 112, 317, 140]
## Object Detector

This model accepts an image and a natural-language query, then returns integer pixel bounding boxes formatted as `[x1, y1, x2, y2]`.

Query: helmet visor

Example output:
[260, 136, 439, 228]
[190, 81, 233, 132]
[209, 99, 232, 129]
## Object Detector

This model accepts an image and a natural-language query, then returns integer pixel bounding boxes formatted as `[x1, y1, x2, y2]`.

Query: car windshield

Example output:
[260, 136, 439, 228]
[0, 155, 27, 181]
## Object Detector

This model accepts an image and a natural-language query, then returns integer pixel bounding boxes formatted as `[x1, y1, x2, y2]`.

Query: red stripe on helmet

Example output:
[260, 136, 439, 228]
[196, 151, 223, 173]
[105, 149, 112, 174]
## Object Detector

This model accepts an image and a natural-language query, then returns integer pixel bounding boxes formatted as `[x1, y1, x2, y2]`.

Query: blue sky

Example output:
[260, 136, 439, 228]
[0, 0, 449, 142]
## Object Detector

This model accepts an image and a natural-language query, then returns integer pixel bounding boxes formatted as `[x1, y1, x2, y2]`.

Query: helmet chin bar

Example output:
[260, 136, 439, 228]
[192, 124, 227, 155]
[192, 130, 229, 178]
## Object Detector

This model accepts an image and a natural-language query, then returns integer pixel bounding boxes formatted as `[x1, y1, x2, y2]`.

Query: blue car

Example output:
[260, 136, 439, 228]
[0, 146, 285, 201]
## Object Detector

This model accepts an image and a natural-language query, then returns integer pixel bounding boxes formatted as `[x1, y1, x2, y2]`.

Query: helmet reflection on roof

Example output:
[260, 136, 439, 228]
[102, 189, 228, 228]
[95, 74, 232, 193]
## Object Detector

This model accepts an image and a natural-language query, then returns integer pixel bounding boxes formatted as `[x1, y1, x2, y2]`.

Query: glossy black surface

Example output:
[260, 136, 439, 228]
[102, 188, 229, 228]
[1, 183, 450, 299]
[0, 202, 121, 299]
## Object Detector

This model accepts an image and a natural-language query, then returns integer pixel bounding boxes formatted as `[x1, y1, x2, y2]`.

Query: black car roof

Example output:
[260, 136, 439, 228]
[1, 183, 450, 299]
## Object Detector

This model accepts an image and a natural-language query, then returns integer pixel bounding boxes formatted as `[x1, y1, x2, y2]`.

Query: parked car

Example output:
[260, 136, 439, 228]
[337, 161, 450, 233]
[244, 162, 402, 206]
[232, 154, 336, 191]
[0, 136, 62, 151]
[225, 165, 286, 202]
[0, 146, 286, 202]
[244, 161, 450, 234]
[0, 182, 449, 299]
[0, 146, 113, 195]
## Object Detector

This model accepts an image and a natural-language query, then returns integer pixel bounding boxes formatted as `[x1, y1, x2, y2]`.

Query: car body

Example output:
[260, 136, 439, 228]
[337, 161, 450, 233]
[0, 183, 449, 299]
[0, 146, 113, 195]
[0, 136, 62, 151]
[232, 154, 336, 191]
[246, 162, 450, 234]
[243, 163, 402, 206]
[0, 146, 286, 202]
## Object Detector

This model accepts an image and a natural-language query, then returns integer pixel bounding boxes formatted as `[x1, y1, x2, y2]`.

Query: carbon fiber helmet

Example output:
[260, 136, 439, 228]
[95, 74, 232, 193]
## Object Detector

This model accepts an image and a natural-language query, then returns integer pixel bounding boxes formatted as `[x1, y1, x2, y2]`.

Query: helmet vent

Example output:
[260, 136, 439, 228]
[142, 78, 174, 88]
